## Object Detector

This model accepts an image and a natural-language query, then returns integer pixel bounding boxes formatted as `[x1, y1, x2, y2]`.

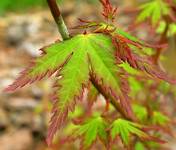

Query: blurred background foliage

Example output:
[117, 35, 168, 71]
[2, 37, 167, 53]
[0, 0, 100, 15]
[0, 0, 47, 15]
[0, 0, 176, 150]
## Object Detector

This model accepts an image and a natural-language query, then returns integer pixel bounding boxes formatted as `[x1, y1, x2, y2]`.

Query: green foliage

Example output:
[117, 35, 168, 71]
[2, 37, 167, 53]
[5, 0, 175, 149]
[157, 21, 176, 36]
[146, 141, 161, 149]
[110, 118, 150, 145]
[0, 0, 47, 15]
[72, 116, 108, 149]
[158, 81, 171, 94]
[151, 111, 170, 126]
[119, 62, 139, 75]
[142, 47, 155, 56]
[0, 0, 100, 15]
[68, 106, 84, 119]
[129, 77, 143, 97]
[81, 0, 99, 4]
[87, 35, 126, 102]
[137, 0, 169, 26]
[6, 33, 135, 145]
[135, 142, 145, 150]
[133, 104, 148, 122]
[116, 28, 141, 43]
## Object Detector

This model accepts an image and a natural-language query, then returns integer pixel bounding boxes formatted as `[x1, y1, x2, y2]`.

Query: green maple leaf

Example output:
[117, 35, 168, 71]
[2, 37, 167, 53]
[5, 33, 132, 145]
[151, 111, 170, 126]
[135, 142, 145, 150]
[115, 28, 141, 43]
[157, 21, 176, 36]
[137, 0, 169, 26]
[110, 118, 152, 145]
[119, 62, 139, 75]
[133, 104, 148, 122]
[72, 116, 108, 149]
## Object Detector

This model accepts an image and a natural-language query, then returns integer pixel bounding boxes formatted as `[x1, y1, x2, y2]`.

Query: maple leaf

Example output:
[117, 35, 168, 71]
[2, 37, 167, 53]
[135, 142, 145, 150]
[71, 116, 108, 150]
[94, 23, 176, 84]
[136, 0, 170, 26]
[151, 111, 170, 126]
[4, 0, 175, 148]
[157, 21, 176, 36]
[5, 33, 134, 145]
[132, 104, 148, 122]
[110, 118, 164, 146]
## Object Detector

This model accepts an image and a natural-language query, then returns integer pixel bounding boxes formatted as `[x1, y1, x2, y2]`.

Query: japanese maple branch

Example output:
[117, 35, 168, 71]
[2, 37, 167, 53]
[47, 0, 70, 40]
[153, 14, 173, 65]
[47, 0, 135, 121]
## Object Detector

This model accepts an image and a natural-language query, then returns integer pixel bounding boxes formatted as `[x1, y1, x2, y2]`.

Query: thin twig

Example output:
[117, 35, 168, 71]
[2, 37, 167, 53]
[90, 76, 135, 121]
[153, 23, 169, 65]
[47, 0, 70, 40]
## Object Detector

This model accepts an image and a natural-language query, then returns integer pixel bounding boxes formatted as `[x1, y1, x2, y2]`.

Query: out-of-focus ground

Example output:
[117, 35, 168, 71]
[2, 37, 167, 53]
[0, 0, 176, 150]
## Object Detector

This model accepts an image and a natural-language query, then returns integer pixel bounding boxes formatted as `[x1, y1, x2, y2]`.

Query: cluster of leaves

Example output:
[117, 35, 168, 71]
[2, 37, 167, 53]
[65, 116, 160, 150]
[157, 20, 176, 36]
[136, 0, 176, 36]
[0, 0, 47, 15]
[136, 0, 170, 26]
[5, 0, 176, 149]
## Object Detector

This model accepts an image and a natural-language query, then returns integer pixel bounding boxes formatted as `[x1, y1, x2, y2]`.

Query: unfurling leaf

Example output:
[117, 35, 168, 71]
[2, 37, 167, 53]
[136, 0, 169, 26]
[110, 118, 162, 145]
[151, 111, 170, 126]
[135, 142, 145, 150]
[133, 104, 148, 122]
[72, 116, 108, 150]
[99, 0, 118, 21]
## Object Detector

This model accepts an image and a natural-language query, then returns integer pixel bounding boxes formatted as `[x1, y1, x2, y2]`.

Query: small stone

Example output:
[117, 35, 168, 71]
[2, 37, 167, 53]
[30, 85, 43, 100]
[32, 115, 46, 139]
[5, 97, 39, 111]
[10, 111, 33, 128]
[0, 129, 33, 150]
[0, 108, 8, 133]
[4, 98, 40, 127]
[19, 42, 41, 57]
[0, 78, 14, 91]
[6, 21, 28, 46]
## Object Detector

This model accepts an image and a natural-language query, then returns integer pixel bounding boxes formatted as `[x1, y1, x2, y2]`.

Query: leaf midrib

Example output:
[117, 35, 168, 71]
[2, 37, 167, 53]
[88, 38, 120, 91]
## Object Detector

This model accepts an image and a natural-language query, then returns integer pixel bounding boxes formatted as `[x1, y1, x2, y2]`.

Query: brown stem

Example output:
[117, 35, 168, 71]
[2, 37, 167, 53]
[90, 76, 135, 121]
[47, 0, 70, 40]
[153, 11, 173, 65]
[153, 19, 169, 65]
